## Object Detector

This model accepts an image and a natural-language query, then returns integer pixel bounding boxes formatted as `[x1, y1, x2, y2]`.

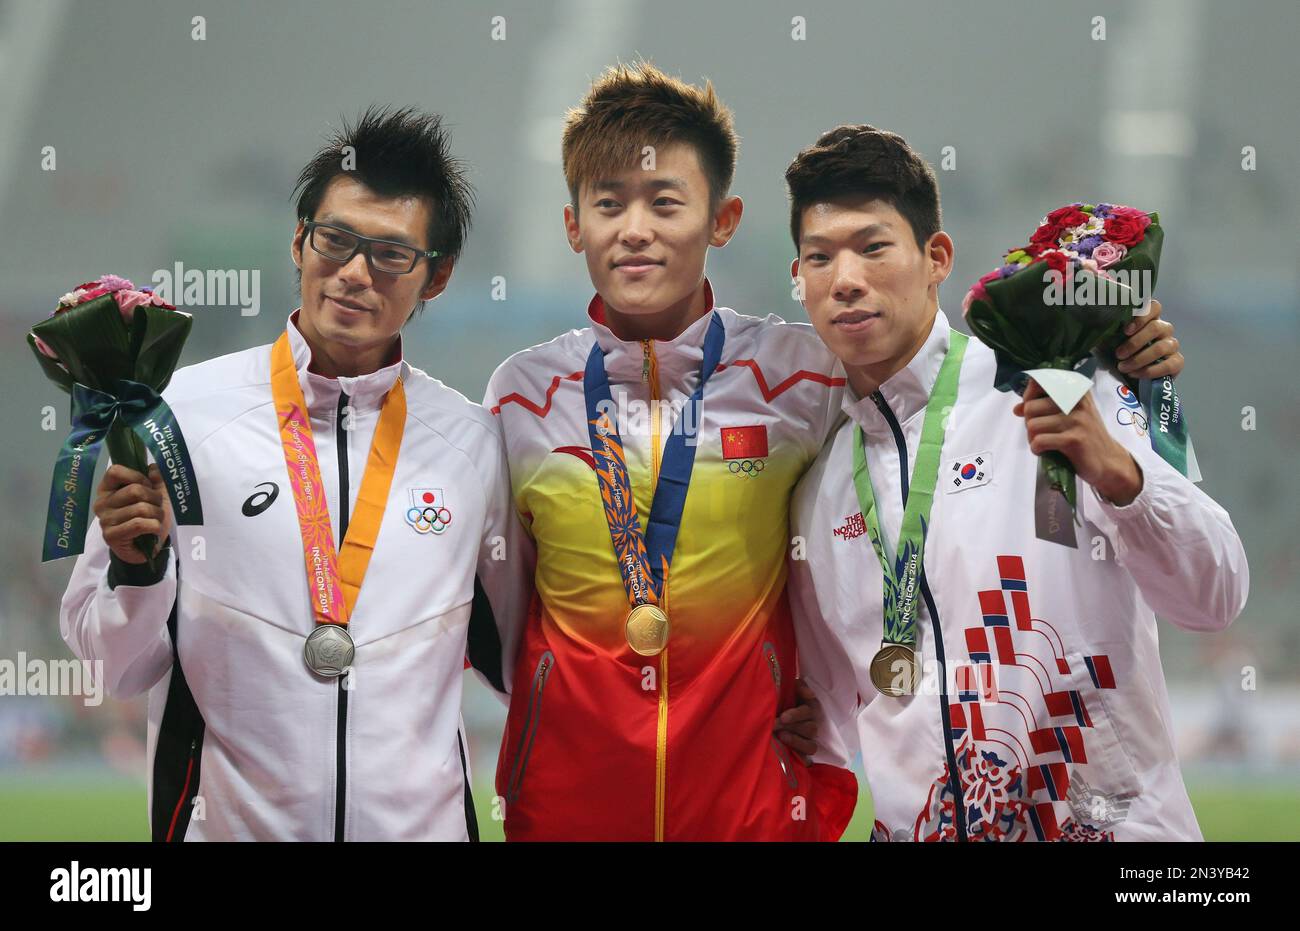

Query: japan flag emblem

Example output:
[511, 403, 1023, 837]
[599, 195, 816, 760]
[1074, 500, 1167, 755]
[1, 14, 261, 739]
[405, 488, 452, 534]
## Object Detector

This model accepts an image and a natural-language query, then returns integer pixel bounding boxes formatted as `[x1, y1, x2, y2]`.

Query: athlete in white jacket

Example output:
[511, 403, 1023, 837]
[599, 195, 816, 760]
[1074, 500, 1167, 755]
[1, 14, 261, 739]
[785, 126, 1248, 841]
[59, 108, 529, 841]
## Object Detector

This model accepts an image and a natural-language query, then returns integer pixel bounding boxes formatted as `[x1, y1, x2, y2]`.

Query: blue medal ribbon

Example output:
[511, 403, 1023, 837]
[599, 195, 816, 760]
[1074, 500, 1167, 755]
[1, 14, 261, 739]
[583, 314, 725, 607]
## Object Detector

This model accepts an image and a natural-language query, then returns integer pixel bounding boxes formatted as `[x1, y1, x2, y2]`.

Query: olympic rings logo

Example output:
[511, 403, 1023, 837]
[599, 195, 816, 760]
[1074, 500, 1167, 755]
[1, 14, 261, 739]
[1115, 407, 1148, 436]
[405, 505, 453, 534]
[726, 458, 766, 477]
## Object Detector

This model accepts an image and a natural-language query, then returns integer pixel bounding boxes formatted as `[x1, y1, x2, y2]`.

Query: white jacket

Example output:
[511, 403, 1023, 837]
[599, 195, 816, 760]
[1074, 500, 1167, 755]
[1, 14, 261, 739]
[790, 309, 1249, 841]
[60, 313, 530, 841]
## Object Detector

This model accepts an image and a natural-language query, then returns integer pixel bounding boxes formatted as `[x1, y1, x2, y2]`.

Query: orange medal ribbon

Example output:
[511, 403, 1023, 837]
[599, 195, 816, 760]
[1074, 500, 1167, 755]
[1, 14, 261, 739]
[270, 331, 405, 628]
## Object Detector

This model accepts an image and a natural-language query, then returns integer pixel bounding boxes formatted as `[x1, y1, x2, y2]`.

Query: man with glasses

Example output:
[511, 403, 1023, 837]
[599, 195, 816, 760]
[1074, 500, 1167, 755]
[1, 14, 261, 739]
[59, 106, 530, 841]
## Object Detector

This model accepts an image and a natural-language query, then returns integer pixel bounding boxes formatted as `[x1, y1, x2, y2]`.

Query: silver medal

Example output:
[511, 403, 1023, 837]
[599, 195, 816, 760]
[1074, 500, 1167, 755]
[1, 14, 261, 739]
[304, 625, 355, 678]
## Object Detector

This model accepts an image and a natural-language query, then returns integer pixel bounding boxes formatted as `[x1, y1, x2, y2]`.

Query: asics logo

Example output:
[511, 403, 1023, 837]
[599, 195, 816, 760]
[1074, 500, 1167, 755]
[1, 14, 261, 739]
[241, 482, 279, 517]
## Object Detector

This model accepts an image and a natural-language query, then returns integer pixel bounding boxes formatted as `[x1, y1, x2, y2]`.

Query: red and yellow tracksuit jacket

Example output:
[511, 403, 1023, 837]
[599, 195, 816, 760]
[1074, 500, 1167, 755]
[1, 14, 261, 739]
[484, 283, 858, 840]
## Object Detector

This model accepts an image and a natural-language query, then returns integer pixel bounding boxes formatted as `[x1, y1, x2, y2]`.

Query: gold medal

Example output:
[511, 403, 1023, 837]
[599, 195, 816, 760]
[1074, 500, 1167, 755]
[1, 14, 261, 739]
[625, 603, 670, 656]
[870, 643, 917, 697]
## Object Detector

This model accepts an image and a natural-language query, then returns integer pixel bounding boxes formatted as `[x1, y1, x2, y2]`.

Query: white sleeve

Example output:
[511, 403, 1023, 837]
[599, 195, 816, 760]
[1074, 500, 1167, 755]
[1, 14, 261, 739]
[1079, 372, 1249, 632]
[788, 477, 863, 770]
[59, 518, 176, 699]
[467, 415, 535, 699]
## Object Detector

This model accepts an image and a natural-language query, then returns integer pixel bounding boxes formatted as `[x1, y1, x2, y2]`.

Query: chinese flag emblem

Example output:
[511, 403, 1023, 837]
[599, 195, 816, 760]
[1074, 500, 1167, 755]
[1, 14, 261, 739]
[721, 425, 769, 460]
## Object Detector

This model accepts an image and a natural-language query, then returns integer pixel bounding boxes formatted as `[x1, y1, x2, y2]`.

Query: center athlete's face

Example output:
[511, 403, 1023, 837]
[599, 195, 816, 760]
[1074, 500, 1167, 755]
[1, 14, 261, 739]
[564, 143, 741, 319]
[793, 198, 953, 374]
[291, 175, 451, 357]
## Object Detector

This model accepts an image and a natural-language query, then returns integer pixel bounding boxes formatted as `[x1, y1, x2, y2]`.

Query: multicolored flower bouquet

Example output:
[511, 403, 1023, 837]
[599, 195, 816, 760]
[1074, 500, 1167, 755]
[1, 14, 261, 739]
[961, 204, 1170, 514]
[30, 275, 204, 565]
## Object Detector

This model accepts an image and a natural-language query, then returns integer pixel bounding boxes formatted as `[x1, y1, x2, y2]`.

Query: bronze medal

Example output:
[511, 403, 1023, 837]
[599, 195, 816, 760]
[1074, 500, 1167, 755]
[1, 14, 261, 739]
[870, 643, 917, 697]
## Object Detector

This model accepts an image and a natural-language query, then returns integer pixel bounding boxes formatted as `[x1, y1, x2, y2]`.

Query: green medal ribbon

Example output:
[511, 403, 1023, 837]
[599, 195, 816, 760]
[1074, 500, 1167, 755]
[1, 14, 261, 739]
[851, 331, 967, 650]
[43, 380, 203, 562]
[1138, 375, 1190, 476]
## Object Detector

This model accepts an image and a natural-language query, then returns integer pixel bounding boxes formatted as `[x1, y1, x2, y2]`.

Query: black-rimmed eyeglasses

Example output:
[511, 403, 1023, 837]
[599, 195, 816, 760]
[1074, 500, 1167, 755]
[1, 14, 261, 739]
[302, 219, 442, 275]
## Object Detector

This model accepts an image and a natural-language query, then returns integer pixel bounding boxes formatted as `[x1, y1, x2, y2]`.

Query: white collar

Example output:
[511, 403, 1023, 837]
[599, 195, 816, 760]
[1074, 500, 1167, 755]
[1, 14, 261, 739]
[842, 308, 952, 436]
[285, 309, 407, 413]
[586, 280, 721, 391]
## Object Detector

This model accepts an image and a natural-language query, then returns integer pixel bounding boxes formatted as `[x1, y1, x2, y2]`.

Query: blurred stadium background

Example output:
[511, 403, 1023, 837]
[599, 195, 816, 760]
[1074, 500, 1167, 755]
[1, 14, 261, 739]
[1, 0, 1297, 840]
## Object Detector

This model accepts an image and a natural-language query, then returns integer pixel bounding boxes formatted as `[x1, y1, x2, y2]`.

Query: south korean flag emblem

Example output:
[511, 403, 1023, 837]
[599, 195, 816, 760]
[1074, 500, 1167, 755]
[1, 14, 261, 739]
[947, 452, 992, 493]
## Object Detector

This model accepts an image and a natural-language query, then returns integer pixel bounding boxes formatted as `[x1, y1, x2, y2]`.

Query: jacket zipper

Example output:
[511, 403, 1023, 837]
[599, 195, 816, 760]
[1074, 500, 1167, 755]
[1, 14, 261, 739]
[764, 643, 798, 789]
[334, 390, 350, 843]
[870, 390, 969, 842]
[643, 340, 661, 478]
[164, 738, 197, 842]
[763, 641, 782, 691]
[643, 339, 670, 842]
[504, 651, 554, 803]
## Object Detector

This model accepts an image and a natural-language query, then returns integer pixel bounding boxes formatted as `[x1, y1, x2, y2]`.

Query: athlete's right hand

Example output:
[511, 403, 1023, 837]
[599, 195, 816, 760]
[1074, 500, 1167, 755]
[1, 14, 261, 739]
[93, 464, 173, 564]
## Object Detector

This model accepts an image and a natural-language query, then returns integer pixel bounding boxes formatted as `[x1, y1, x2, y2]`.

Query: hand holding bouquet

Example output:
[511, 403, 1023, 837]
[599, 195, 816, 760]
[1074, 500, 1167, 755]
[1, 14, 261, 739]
[30, 275, 204, 566]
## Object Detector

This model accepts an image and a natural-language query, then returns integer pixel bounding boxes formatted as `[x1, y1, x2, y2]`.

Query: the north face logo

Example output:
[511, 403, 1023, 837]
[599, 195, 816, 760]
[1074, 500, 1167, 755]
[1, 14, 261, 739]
[833, 512, 867, 540]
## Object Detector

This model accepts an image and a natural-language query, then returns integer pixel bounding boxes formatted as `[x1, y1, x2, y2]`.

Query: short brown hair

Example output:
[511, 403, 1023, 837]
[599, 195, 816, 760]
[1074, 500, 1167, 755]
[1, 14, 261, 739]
[562, 61, 739, 208]
[785, 124, 940, 249]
